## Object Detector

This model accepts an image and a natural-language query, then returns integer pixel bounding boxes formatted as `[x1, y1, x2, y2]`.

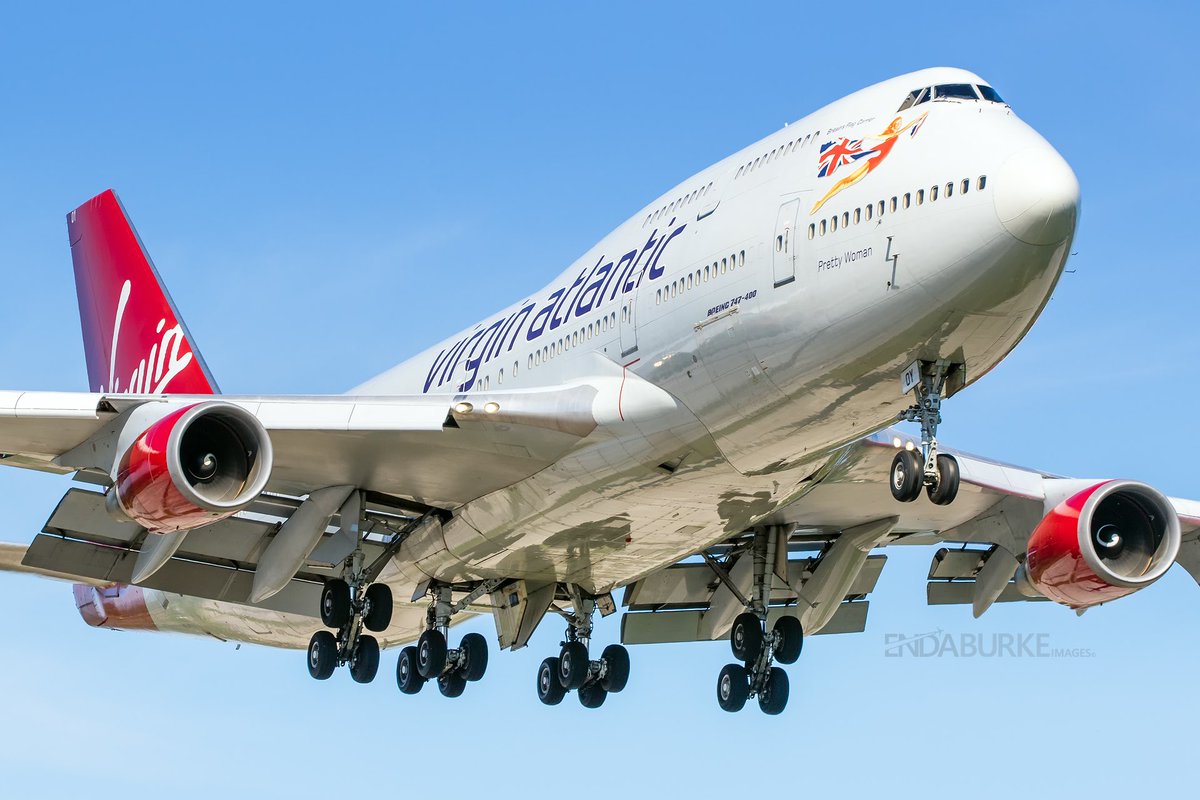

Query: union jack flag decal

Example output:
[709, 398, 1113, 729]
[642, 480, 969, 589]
[817, 137, 875, 178]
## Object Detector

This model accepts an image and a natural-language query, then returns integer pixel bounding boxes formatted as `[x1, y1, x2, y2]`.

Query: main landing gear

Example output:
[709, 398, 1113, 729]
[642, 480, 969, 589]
[891, 359, 961, 506]
[307, 549, 394, 684]
[536, 587, 630, 709]
[716, 530, 803, 715]
[395, 581, 493, 698]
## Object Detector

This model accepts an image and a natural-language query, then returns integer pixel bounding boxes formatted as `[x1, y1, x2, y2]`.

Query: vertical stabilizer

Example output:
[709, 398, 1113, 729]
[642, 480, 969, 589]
[67, 190, 218, 395]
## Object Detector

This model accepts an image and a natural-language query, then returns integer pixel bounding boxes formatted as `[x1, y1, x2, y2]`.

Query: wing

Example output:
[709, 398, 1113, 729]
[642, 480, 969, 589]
[620, 429, 1200, 644]
[0, 386, 600, 506]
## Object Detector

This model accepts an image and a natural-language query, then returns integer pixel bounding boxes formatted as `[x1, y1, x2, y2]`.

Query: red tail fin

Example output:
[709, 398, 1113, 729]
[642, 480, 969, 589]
[68, 190, 218, 395]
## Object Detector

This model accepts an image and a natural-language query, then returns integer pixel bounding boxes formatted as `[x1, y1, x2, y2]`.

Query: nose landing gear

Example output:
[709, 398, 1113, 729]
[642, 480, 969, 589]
[893, 359, 962, 506]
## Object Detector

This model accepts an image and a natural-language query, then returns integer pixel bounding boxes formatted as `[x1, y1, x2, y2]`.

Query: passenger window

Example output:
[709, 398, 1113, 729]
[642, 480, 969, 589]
[945, 182, 953, 197]
[529, 354, 534, 368]
[819, 220, 826, 235]
[656, 289, 662, 305]
[808, 223, 815, 239]
[830, 215, 838, 232]
[739, 251, 745, 267]
[854, 208, 861, 224]
[776, 235, 783, 252]
[841, 212, 849, 228]
[961, 179, 969, 194]
[930, 185, 938, 201]
[903, 193, 911, 209]
[878, 200, 885, 216]
[978, 175, 987, 190]
[890, 197, 898, 212]
[736, 166, 744, 179]
[704, 265, 710, 281]
[721, 257, 728, 273]
[916, 189, 924, 205]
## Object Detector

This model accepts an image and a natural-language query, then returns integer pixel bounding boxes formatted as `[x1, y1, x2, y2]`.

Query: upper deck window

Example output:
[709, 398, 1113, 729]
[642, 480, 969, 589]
[977, 84, 1005, 104]
[933, 83, 980, 101]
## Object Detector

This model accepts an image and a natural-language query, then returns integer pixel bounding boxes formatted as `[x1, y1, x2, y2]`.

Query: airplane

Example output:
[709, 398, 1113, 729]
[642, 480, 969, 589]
[2, 66, 1198, 715]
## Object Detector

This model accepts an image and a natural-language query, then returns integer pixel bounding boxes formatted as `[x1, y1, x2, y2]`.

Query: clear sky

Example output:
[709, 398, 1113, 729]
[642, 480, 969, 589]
[1, 2, 1196, 796]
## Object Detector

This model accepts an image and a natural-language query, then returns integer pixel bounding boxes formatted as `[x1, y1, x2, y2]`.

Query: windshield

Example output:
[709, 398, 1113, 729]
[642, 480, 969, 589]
[932, 84, 979, 101]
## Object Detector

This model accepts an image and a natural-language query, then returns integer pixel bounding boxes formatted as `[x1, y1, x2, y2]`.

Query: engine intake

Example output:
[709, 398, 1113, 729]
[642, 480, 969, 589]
[108, 402, 273, 533]
[1024, 480, 1181, 609]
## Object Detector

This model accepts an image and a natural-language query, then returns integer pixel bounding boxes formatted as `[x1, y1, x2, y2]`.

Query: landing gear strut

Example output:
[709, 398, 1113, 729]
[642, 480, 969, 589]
[892, 359, 961, 506]
[536, 586, 630, 709]
[716, 529, 803, 715]
[396, 580, 496, 698]
[306, 544, 395, 684]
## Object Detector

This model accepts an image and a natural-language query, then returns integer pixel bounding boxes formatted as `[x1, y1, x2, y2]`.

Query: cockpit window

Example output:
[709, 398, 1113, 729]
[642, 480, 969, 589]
[897, 87, 928, 112]
[977, 84, 1005, 104]
[932, 83, 980, 101]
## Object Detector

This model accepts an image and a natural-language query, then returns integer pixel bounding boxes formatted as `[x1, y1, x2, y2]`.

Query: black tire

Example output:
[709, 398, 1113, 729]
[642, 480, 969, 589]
[395, 646, 425, 695]
[599, 644, 630, 693]
[363, 583, 393, 632]
[417, 629, 448, 678]
[307, 630, 337, 680]
[772, 616, 804, 665]
[578, 681, 607, 709]
[558, 641, 589, 690]
[758, 667, 790, 715]
[537, 657, 566, 705]
[458, 632, 489, 682]
[716, 663, 749, 712]
[890, 450, 924, 503]
[349, 635, 380, 684]
[927, 454, 960, 506]
[320, 579, 351, 629]
[438, 670, 467, 698]
[730, 612, 763, 662]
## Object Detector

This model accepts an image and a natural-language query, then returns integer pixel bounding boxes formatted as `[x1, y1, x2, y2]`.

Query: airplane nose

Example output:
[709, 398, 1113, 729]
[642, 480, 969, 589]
[993, 145, 1080, 246]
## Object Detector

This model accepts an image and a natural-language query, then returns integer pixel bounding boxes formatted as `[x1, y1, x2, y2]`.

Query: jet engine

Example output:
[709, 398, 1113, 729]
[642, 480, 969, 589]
[106, 402, 273, 533]
[1023, 480, 1180, 609]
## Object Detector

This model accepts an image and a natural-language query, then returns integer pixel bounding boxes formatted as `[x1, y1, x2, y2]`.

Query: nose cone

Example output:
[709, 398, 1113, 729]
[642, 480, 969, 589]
[993, 146, 1080, 246]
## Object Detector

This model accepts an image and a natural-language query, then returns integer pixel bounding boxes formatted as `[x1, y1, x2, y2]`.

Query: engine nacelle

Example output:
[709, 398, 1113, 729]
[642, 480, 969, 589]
[107, 402, 273, 533]
[1025, 480, 1180, 609]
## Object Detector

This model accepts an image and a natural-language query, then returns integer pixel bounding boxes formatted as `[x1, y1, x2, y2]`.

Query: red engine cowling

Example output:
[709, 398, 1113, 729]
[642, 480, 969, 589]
[1025, 480, 1181, 609]
[107, 402, 273, 533]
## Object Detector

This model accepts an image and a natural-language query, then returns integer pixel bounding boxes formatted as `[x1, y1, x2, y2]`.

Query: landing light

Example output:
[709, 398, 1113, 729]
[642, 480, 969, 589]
[483, 402, 500, 414]
[892, 437, 902, 448]
[905, 441, 916, 451]
[454, 402, 474, 414]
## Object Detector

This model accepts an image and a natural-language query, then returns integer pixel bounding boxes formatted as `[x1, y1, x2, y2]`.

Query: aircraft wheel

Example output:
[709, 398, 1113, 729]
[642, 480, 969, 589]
[458, 632, 489, 682]
[730, 612, 763, 662]
[417, 629, 447, 678]
[717, 663, 749, 712]
[758, 667, 789, 715]
[890, 450, 923, 503]
[396, 646, 425, 695]
[363, 583, 393, 632]
[578, 681, 607, 709]
[927, 454, 960, 506]
[320, 579, 351, 628]
[438, 670, 467, 698]
[599, 644, 630, 693]
[772, 616, 804, 665]
[349, 635, 380, 684]
[537, 657, 566, 705]
[307, 630, 338, 680]
[558, 641, 589, 690]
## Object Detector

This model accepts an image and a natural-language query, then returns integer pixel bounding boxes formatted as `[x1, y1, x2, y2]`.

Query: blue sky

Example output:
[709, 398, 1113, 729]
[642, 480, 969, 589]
[1, 2, 1197, 795]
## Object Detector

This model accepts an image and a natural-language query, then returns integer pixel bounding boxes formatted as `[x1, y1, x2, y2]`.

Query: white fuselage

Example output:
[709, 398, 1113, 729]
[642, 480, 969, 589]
[346, 67, 1078, 598]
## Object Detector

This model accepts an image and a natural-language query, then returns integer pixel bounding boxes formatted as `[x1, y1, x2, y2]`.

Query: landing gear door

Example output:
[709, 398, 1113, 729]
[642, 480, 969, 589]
[772, 199, 801, 287]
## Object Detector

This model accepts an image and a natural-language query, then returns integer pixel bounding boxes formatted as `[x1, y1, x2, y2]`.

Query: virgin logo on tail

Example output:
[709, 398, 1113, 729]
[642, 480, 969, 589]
[103, 280, 195, 394]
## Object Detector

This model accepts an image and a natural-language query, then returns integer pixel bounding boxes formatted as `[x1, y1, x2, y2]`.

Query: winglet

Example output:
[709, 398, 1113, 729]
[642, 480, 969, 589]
[67, 189, 218, 395]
